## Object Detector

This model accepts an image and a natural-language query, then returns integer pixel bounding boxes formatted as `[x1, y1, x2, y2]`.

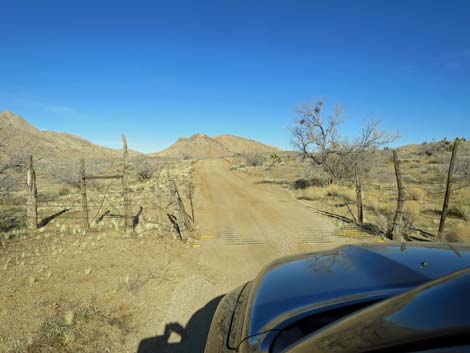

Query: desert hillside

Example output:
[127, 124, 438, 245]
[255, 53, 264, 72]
[155, 133, 280, 159]
[0, 111, 137, 161]
[214, 134, 280, 154]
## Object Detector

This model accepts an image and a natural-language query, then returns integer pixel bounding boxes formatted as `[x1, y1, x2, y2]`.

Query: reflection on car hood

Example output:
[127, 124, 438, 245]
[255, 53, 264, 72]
[246, 243, 470, 338]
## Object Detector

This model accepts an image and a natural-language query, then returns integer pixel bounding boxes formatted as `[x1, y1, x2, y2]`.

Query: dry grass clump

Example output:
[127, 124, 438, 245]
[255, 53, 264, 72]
[241, 153, 266, 167]
[296, 184, 356, 203]
[406, 187, 426, 201]
[325, 185, 356, 203]
[38, 305, 97, 348]
[296, 186, 327, 201]
[404, 200, 422, 216]
[446, 223, 470, 243]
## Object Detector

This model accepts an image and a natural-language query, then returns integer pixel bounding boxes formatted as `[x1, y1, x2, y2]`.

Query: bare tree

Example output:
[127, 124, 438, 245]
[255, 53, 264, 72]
[291, 101, 344, 181]
[291, 100, 398, 223]
[348, 120, 399, 224]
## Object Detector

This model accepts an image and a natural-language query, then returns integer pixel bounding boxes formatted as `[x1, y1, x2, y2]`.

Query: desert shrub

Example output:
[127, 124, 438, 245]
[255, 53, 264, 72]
[0, 175, 18, 202]
[406, 187, 426, 201]
[33, 304, 99, 350]
[44, 161, 81, 187]
[242, 153, 265, 167]
[296, 186, 326, 201]
[325, 185, 356, 203]
[41, 158, 116, 187]
[404, 200, 421, 215]
[401, 200, 423, 228]
[422, 203, 441, 216]
[369, 201, 394, 234]
[455, 142, 470, 180]
[446, 223, 470, 243]
[137, 166, 154, 181]
[293, 179, 310, 189]
[366, 200, 418, 234]
[0, 207, 26, 232]
[448, 205, 470, 221]
[131, 158, 161, 181]
[58, 187, 70, 196]
[297, 164, 331, 189]
[402, 175, 419, 184]
[256, 179, 290, 186]
[296, 185, 357, 203]
[418, 140, 452, 157]
[293, 175, 329, 189]
[270, 153, 282, 165]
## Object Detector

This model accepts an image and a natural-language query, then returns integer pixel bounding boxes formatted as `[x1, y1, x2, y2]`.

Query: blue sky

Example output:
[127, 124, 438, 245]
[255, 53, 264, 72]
[1, 0, 469, 153]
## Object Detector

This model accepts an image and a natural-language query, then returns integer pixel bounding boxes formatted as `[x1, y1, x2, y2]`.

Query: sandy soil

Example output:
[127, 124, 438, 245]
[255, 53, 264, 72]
[1, 158, 374, 353]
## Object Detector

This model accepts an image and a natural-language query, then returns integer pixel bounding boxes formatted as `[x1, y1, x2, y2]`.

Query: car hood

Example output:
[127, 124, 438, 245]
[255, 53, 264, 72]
[240, 243, 470, 347]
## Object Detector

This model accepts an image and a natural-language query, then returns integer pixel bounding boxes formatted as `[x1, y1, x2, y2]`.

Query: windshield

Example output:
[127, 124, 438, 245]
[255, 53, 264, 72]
[0, 1, 469, 353]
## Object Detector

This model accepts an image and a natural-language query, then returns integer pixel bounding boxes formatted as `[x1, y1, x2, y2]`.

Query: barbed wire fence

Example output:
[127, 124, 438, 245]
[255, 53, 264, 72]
[0, 135, 194, 241]
[347, 139, 470, 241]
[1, 136, 468, 243]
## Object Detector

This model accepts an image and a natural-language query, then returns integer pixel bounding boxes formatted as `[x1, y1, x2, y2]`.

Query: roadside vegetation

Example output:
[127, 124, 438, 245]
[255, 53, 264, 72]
[232, 101, 470, 242]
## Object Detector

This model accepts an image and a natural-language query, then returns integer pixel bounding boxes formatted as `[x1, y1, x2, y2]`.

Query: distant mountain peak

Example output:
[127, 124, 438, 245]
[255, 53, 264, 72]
[0, 110, 40, 135]
[0, 110, 140, 160]
[155, 133, 281, 158]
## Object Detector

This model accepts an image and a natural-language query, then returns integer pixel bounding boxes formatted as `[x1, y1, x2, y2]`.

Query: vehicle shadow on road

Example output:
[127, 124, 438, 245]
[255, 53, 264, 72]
[137, 295, 223, 353]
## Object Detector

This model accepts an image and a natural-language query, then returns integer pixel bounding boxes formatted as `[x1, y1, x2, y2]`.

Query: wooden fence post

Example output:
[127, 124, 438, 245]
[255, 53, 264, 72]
[391, 150, 405, 241]
[80, 159, 89, 230]
[167, 167, 185, 239]
[354, 166, 363, 225]
[438, 138, 462, 240]
[122, 134, 131, 233]
[155, 173, 164, 237]
[187, 184, 195, 222]
[175, 185, 193, 231]
[26, 155, 38, 230]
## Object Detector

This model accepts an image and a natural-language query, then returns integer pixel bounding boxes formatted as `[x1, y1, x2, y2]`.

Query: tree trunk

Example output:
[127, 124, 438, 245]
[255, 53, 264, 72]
[438, 138, 461, 240]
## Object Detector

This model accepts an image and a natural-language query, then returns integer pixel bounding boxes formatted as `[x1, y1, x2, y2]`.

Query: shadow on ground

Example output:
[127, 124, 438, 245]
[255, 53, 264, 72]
[39, 208, 69, 227]
[137, 295, 223, 353]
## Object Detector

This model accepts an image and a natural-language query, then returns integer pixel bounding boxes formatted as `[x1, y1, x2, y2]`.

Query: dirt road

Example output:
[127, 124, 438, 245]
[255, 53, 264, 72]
[192, 158, 354, 287]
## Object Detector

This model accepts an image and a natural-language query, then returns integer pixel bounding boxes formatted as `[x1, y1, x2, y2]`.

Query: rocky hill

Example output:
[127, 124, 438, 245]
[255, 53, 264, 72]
[0, 111, 135, 161]
[214, 134, 280, 154]
[155, 133, 280, 158]
[0, 111, 281, 161]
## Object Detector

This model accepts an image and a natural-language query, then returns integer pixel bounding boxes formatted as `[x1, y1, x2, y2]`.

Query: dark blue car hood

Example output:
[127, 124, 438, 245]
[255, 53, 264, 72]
[242, 243, 470, 344]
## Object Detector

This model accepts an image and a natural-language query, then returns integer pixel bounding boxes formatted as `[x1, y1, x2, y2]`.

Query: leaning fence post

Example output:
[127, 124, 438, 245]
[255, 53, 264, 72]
[176, 186, 193, 231]
[26, 155, 38, 230]
[155, 173, 164, 237]
[187, 183, 195, 222]
[122, 134, 131, 234]
[438, 138, 462, 241]
[354, 166, 363, 225]
[391, 150, 405, 241]
[167, 167, 184, 239]
[80, 159, 89, 229]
